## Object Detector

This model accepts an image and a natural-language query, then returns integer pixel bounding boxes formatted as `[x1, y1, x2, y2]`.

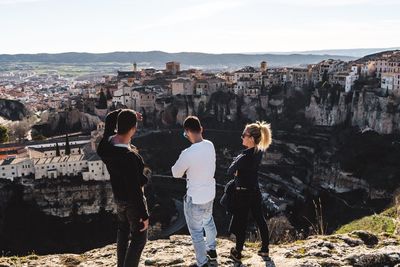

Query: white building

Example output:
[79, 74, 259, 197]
[33, 154, 87, 179]
[171, 78, 194, 95]
[243, 87, 260, 98]
[234, 66, 262, 83]
[82, 153, 110, 181]
[112, 86, 156, 111]
[345, 73, 359, 93]
[0, 157, 34, 181]
[332, 71, 359, 93]
[381, 72, 394, 91]
[28, 144, 82, 158]
[0, 141, 109, 181]
[234, 79, 257, 94]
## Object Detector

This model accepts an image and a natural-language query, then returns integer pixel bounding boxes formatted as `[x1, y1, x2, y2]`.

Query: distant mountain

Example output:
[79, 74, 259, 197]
[266, 47, 400, 58]
[0, 51, 356, 69]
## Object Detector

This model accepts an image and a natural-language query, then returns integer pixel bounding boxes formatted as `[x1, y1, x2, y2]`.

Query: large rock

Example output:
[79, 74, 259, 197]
[305, 90, 400, 134]
[33, 109, 101, 137]
[0, 99, 30, 121]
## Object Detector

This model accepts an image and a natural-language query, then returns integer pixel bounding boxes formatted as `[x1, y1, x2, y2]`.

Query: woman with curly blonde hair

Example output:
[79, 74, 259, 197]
[227, 121, 272, 262]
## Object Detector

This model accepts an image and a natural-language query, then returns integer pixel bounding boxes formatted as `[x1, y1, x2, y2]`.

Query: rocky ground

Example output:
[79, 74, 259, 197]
[1, 231, 399, 267]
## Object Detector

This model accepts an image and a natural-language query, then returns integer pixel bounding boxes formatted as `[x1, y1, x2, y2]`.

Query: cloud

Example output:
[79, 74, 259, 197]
[0, 0, 47, 5]
[265, 0, 399, 7]
[138, 0, 244, 31]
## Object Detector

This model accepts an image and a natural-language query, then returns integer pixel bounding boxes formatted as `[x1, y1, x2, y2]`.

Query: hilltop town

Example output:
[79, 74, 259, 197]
[1, 51, 400, 183]
[0, 51, 399, 260]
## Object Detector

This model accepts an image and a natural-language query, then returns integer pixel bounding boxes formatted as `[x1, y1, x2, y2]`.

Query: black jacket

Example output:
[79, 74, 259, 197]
[227, 147, 263, 190]
[97, 137, 149, 220]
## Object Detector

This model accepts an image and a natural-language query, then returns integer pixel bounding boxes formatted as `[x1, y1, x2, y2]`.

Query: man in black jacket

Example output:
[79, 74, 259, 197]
[97, 109, 149, 267]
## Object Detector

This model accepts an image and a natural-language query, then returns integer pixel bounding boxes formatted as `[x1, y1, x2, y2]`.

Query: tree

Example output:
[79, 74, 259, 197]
[106, 89, 113, 100]
[55, 143, 60, 157]
[11, 120, 29, 142]
[97, 89, 108, 109]
[65, 133, 71, 155]
[0, 125, 9, 143]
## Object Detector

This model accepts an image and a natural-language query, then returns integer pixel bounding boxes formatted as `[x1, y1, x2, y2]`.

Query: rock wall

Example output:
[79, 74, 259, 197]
[33, 109, 101, 136]
[0, 99, 30, 121]
[22, 180, 115, 217]
[154, 92, 268, 127]
[306, 90, 400, 134]
[351, 91, 400, 134]
[312, 161, 370, 194]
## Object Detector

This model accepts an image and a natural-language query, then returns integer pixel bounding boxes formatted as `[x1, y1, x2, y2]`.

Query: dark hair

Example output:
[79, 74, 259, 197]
[183, 116, 202, 133]
[104, 109, 122, 138]
[117, 109, 137, 135]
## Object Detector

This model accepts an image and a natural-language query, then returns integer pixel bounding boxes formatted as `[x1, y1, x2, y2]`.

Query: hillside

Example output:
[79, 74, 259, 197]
[354, 49, 400, 64]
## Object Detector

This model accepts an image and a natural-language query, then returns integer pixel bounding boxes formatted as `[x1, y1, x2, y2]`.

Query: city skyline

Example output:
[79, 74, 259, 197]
[1, 0, 399, 54]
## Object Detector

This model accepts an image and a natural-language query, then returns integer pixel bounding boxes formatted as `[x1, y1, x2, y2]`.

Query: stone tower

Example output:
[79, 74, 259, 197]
[260, 61, 268, 72]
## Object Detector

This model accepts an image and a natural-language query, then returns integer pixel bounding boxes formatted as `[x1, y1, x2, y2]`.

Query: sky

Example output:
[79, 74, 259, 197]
[1, 0, 400, 54]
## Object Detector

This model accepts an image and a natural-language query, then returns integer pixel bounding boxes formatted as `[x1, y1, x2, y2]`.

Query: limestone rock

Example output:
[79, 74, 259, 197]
[0, 99, 30, 121]
[1, 233, 399, 267]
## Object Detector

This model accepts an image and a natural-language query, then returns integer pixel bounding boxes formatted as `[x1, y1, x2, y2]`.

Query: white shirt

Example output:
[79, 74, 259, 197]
[171, 140, 216, 204]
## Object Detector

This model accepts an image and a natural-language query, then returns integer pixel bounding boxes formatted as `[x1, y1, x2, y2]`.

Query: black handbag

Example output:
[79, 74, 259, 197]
[219, 178, 236, 213]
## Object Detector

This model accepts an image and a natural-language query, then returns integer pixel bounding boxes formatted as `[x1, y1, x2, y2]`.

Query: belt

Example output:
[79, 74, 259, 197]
[236, 187, 249, 190]
[235, 186, 260, 191]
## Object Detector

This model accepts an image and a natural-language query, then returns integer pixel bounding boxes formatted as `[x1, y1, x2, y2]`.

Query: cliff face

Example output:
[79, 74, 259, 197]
[33, 109, 101, 136]
[22, 180, 115, 217]
[154, 92, 267, 127]
[313, 161, 370, 194]
[1, 232, 399, 267]
[0, 99, 30, 121]
[351, 92, 400, 134]
[305, 90, 400, 134]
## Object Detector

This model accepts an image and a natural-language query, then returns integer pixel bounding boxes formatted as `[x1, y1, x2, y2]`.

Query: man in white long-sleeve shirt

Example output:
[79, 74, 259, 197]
[172, 116, 217, 267]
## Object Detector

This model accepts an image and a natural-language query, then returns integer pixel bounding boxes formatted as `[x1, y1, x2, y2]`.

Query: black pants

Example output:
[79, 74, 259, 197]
[229, 190, 269, 252]
[116, 201, 148, 267]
